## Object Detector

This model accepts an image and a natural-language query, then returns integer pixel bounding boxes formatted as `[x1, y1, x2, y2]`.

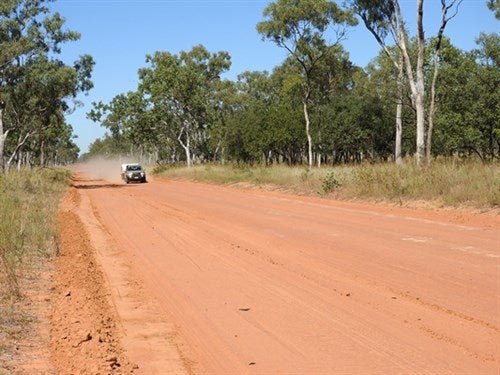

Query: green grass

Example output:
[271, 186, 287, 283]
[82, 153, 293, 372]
[153, 159, 499, 209]
[0, 168, 70, 298]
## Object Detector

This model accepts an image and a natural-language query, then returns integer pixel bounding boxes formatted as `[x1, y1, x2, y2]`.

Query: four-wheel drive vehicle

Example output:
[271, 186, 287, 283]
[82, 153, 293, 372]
[121, 163, 147, 183]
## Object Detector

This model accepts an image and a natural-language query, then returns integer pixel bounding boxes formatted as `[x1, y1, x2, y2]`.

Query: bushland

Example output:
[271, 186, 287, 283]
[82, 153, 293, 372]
[154, 159, 499, 210]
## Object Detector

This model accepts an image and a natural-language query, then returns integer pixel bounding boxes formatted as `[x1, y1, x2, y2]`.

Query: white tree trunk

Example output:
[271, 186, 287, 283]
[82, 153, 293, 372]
[0, 108, 6, 171]
[183, 138, 191, 167]
[6, 132, 34, 170]
[426, 54, 439, 165]
[393, 0, 426, 167]
[415, 0, 426, 167]
[415, 92, 426, 167]
[303, 99, 313, 168]
[40, 140, 45, 167]
[178, 125, 192, 168]
[395, 56, 404, 165]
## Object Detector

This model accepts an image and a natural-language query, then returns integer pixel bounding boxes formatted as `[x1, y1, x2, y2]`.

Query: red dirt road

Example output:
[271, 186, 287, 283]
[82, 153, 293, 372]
[73, 174, 499, 374]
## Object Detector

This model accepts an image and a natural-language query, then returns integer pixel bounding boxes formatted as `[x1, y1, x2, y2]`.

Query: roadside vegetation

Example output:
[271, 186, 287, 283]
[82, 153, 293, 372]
[0, 168, 69, 358]
[154, 160, 499, 209]
[0, 168, 69, 296]
[0, 1, 93, 172]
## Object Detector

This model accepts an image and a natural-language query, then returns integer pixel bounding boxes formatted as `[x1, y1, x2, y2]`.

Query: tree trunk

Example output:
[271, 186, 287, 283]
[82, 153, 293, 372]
[426, 0, 458, 165]
[303, 98, 313, 168]
[394, 0, 426, 167]
[415, 0, 426, 167]
[0, 108, 5, 172]
[415, 92, 425, 167]
[7, 132, 34, 170]
[213, 140, 221, 163]
[426, 52, 439, 165]
[395, 56, 404, 165]
[178, 124, 192, 167]
[184, 136, 191, 167]
[40, 139, 45, 167]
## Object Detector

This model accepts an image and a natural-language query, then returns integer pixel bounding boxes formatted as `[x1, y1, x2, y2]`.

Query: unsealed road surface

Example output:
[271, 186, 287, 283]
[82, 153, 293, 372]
[73, 174, 499, 374]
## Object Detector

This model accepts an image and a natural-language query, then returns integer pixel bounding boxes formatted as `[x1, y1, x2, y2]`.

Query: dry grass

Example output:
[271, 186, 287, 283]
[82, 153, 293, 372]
[154, 159, 499, 209]
[0, 168, 70, 299]
[0, 168, 69, 361]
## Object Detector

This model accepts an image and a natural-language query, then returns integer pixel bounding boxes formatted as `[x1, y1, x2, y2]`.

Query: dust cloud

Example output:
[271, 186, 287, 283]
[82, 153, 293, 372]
[75, 156, 141, 181]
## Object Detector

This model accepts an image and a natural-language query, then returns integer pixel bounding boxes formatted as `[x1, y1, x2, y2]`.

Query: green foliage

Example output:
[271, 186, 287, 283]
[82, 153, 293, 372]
[488, 0, 500, 19]
[0, 0, 93, 170]
[257, 0, 357, 50]
[89, 45, 232, 166]
[257, 0, 357, 166]
[79, 135, 131, 161]
[321, 171, 341, 193]
[431, 36, 499, 160]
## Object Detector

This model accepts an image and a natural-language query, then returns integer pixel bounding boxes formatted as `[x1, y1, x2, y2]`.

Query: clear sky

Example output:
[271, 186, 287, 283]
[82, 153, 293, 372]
[49, 0, 498, 154]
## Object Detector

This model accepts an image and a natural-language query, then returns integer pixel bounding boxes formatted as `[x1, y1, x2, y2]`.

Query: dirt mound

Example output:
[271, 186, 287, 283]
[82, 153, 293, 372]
[50, 188, 136, 374]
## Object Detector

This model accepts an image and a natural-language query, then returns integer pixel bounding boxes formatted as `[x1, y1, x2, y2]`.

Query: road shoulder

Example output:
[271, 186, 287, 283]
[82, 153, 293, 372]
[72, 182, 192, 374]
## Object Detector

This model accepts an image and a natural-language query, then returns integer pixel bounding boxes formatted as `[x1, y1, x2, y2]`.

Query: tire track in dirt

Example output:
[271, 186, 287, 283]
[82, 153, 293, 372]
[71, 179, 192, 375]
[72, 173, 500, 374]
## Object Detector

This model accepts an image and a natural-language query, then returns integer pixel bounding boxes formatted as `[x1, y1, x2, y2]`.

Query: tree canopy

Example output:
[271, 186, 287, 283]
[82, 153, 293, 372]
[0, 0, 94, 170]
[2, 0, 495, 170]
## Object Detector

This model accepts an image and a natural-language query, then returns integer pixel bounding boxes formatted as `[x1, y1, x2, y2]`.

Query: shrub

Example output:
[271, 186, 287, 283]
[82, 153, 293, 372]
[322, 172, 341, 193]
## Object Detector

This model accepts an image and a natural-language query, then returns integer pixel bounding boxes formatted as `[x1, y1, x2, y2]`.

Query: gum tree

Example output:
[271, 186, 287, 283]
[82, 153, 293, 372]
[0, 0, 92, 170]
[257, 0, 357, 167]
[139, 45, 231, 167]
[350, 0, 463, 166]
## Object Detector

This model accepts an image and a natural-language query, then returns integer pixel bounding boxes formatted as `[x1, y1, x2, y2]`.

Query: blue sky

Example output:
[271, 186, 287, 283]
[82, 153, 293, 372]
[49, 0, 498, 154]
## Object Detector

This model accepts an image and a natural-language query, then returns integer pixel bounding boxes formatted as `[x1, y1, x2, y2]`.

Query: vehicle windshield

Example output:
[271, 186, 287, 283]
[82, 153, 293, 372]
[127, 165, 142, 171]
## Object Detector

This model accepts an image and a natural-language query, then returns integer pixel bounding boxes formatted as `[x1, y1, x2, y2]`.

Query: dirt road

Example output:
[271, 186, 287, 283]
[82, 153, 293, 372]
[71, 173, 499, 374]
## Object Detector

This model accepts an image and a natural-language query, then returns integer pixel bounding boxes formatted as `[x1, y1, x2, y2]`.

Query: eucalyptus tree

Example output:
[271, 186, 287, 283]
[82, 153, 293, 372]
[4, 54, 92, 169]
[208, 79, 237, 163]
[366, 49, 416, 157]
[469, 33, 499, 159]
[257, 0, 357, 167]
[32, 119, 79, 167]
[306, 45, 354, 166]
[350, 0, 463, 166]
[349, 0, 405, 163]
[224, 71, 278, 163]
[0, 0, 92, 170]
[139, 45, 231, 167]
[89, 93, 138, 142]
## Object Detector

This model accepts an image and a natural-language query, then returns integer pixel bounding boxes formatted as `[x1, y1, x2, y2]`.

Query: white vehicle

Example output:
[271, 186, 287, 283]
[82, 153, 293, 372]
[121, 163, 147, 183]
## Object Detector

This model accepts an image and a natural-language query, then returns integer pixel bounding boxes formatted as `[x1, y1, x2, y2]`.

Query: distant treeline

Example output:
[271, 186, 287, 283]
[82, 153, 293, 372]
[85, 1, 499, 167]
[2, 1, 498, 171]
